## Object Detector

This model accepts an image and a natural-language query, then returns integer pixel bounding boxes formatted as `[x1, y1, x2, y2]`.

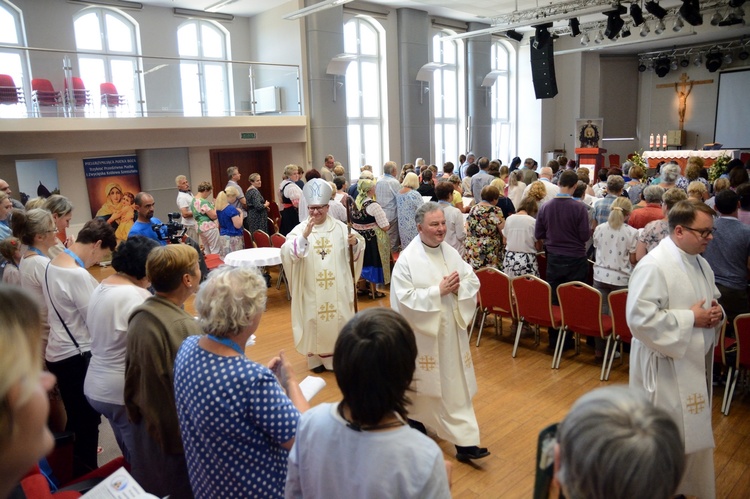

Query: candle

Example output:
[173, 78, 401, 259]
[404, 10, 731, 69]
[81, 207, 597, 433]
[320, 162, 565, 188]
[655, 133, 661, 149]
[649, 133, 654, 149]
[662, 133, 667, 150]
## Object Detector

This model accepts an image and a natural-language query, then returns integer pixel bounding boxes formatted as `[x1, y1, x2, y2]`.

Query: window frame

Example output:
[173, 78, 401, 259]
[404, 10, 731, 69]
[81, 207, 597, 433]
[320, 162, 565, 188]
[430, 29, 465, 168]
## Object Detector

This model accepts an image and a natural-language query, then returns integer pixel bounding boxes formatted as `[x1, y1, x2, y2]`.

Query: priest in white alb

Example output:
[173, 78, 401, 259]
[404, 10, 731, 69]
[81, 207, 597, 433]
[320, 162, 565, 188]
[391, 202, 489, 463]
[627, 200, 723, 499]
[281, 179, 363, 373]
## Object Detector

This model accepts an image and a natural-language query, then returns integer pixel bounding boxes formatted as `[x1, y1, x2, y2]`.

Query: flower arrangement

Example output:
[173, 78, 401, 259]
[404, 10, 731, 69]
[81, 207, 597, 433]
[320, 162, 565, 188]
[630, 150, 647, 170]
[708, 154, 731, 183]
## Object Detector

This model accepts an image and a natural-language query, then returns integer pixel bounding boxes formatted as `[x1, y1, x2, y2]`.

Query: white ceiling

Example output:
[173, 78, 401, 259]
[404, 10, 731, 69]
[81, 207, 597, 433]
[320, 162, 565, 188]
[138, 0, 750, 56]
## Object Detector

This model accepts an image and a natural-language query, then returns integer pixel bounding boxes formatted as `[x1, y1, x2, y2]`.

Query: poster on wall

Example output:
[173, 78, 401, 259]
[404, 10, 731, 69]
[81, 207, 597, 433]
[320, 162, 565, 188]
[575, 118, 603, 148]
[83, 155, 141, 242]
[15, 159, 60, 205]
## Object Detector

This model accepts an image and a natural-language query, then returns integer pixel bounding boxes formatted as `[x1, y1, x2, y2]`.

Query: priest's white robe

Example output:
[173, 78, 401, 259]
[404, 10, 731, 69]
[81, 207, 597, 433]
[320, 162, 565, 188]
[627, 236, 721, 499]
[391, 235, 481, 446]
[281, 216, 364, 370]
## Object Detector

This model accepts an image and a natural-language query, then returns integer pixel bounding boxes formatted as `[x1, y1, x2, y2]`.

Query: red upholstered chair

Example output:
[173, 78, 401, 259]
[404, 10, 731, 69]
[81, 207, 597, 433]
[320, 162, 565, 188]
[511, 274, 561, 358]
[64, 77, 91, 109]
[99, 82, 126, 114]
[556, 282, 613, 378]
[243, 228, 255, 249]
[31, 78, 62, 115]
[608, 154, 621, 168]
[471, 268, 515, 347]
[267, 201, 281, 231]
[252, 229, 272, 248]
[267, 216, 278, 235]
[271, 232, 290, 297]
[0, 74, 25, 106]
[603, 289, 632, 380]
[722, 314, 750, 415]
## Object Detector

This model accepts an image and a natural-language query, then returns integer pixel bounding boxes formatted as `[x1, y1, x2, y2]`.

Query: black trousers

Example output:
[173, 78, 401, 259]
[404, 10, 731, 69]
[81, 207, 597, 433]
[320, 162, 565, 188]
[47, 352, 101, 478]
[546, 252, 589, 346]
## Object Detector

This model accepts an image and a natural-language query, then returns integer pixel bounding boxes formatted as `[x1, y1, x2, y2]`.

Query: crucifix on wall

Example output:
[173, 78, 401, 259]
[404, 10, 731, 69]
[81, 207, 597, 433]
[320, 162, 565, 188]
[656, 73, 713, 130]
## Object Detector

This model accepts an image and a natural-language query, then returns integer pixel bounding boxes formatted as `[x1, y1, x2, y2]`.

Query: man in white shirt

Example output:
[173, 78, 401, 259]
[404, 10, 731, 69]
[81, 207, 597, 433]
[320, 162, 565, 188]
[436, 181, 465, 255]
[174, 175, 198, 242]
[522, 166, 559, 206]
[375, 161, 401, 252]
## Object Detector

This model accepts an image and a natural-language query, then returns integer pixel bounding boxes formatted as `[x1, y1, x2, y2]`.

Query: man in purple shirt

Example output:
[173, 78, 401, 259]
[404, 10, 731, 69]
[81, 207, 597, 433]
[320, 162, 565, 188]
[535, 170, 591, 349]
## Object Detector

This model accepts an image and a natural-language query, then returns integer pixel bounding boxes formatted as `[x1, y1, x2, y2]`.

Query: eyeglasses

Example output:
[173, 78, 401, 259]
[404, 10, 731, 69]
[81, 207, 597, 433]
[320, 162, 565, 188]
[682, 226, 715, 239]
[308, 206, 328, 213]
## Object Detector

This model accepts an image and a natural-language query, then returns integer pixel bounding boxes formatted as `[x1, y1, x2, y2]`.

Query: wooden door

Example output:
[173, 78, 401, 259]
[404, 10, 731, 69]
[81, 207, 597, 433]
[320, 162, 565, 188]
[209, 147, 275, 202]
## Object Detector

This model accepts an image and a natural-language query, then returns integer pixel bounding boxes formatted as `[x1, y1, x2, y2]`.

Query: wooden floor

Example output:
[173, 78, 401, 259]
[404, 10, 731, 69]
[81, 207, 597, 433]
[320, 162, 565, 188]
[92, 264, 750, 498]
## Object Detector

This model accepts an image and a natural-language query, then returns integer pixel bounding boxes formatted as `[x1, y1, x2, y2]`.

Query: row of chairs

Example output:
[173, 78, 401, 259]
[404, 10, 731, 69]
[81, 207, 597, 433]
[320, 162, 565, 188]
[471, 267, 750, 415]
[243, 227, 289, 300]
[469, 268, 630, 382]
[0, 74, 126, 113]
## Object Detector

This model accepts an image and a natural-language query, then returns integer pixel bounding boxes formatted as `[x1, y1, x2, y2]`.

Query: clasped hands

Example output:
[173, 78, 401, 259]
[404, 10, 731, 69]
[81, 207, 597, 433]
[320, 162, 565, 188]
[691, 299, 723, 329]
[439, 271, 460, 296]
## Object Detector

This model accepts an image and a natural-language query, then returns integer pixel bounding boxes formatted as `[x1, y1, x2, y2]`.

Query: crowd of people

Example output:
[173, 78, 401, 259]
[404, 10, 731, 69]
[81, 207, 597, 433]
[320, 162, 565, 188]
[1, 150, 749, 498]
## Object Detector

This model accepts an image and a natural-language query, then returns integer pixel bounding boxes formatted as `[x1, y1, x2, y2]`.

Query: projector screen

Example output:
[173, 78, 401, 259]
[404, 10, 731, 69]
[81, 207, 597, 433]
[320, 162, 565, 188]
[714, 69, 750, 149]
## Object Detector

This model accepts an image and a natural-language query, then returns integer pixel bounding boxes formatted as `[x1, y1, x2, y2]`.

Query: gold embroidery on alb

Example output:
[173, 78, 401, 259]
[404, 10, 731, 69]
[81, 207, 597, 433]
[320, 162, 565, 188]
[316, 269, 335, 290]
[314, 237, 332, 260]
[317, 302, 336, 321]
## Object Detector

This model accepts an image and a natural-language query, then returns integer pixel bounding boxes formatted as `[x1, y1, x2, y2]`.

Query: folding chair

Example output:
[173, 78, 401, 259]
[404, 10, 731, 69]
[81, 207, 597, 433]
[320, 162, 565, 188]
[471, 268, 515, 347]
[603, 289, 632, 380]
[271, 232, 290, 300]
[252, 229, 272, 248]
[556, 281, 613, 377]
[511, 274, 560, 358]
[722, 314, 750, 415]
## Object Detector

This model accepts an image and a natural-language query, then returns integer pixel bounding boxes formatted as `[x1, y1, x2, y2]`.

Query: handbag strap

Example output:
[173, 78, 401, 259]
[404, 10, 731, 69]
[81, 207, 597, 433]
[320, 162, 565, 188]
[44, 262, 82, 354]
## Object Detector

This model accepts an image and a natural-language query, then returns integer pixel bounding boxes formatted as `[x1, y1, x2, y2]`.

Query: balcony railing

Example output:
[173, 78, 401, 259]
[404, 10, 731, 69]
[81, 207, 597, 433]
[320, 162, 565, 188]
[0, 45, 302, 118]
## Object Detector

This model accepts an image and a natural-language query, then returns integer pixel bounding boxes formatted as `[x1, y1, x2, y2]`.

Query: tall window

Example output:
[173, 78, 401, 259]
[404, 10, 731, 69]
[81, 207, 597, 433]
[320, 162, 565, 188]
[73, 7, 143, 116]
[0, 1, 28, 117]
[491, 40, 513, 161]
[343, 16, 387, 177]
[177, 20, 233, 117]
[432, 31, 463, 167]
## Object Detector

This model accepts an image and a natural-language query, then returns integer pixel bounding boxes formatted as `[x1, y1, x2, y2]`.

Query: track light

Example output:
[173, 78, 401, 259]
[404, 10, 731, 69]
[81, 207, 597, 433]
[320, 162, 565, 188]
[630, 3, 645, 26]
[693, 52, 703, 66]
[670, 59, 679, 70]
[581, 32, 590, 45]
[719, 11, 745, 26]
[706, 51, 723, 72]
[532, 23, 553, 49]
[680, 57, 690, 67]
[673, 16, 684, 32]
[710, 11, 723, 25]
[679, 0, 703, 26]
[594, 30, 604, 44]
[654, 19, 666, 34]
[604, 5, 627, 39]
[506, 30, 523, 42]
[638, 60, 647, 72]
[739, 50, 749, 60]
[654, 57, 671, 77]
[724, 52, 734, 64]
[645, 1, 668, 20]
[621, 22, 632, 37]
[640, 21, 650, 36]
[569, 18, 581, 37]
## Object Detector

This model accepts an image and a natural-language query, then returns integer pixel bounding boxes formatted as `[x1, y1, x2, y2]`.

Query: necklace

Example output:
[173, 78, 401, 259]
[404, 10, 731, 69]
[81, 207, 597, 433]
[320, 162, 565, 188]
[206, 334, 245, 356]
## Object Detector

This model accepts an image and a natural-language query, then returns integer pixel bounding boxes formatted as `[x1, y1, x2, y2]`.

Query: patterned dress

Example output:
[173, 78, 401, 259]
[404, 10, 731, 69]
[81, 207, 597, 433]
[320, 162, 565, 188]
[396, 189, 423, 249]
[464, 203, 504, 270]
[244, 186, 268, 234]
[191, 197, 222, 254]
[638, 219, 669, 253]
[351, 199, 390, 285]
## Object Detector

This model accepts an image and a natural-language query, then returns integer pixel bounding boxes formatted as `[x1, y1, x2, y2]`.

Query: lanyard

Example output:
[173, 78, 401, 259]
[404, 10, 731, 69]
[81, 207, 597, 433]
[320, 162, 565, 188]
[206, 334, 245, 356]
[28, 246, 45, 257]
[63, 248, 85, 268]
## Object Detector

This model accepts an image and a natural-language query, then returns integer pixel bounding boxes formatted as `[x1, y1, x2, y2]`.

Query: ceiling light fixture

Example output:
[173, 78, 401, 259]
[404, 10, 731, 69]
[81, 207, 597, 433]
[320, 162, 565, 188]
[569, 17, 581, 37]
[283, 0, 354, 21]
[630, 3, 645, 26]
[710, 11, 723, 25]
[679, 0, 703, 26]
[506, 30, 524, 42]
[673, 16, 684, 32]
[594, 30, 604, 44]
[639, 60, 647, 72]
[655, 19, 666, 34]
[719, 11, 744, 26]
[645, 1, 668, 20]
[693, 52, 702, 66]
[604, 4, 627, 40]
[581, 31, 591, 45]
[724, 52, 734, 64]
[654, 57, 671, 77]
[173, 7, 233, 20]
[670, 59, 679, 70]
[204, 0, 237, 12]
[706, 50, 723, 72]
[640, 21, 651, 37]
[680, 57, 690, 67]
[68, 0, 142, 8]
[621, 22, 632, 37]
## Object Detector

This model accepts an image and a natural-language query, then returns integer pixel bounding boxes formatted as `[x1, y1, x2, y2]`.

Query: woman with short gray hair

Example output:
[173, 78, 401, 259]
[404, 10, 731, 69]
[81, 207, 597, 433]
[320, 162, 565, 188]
[659, 163, 683, 191]
[174, 265, 309, 498]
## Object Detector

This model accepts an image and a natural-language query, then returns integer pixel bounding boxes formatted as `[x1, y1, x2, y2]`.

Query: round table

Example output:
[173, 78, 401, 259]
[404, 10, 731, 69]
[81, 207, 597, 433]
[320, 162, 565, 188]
[224, 247, 281, 267]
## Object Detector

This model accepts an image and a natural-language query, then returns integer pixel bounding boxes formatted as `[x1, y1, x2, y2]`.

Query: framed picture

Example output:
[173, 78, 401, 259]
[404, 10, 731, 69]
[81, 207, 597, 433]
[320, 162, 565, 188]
[576, 118, 603, 148]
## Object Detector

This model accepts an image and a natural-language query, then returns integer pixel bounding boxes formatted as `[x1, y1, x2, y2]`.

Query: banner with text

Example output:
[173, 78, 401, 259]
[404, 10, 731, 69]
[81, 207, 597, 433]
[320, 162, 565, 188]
[83, 155, 141, 242]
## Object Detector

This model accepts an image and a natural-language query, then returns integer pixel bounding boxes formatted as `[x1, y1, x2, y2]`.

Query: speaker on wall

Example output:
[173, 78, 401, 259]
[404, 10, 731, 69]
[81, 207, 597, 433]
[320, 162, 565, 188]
[530, 38, 558, 99]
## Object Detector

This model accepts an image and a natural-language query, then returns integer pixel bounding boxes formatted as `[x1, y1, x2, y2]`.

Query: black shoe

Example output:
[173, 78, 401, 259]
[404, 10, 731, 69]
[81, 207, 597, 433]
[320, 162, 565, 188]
[311, 365, 326, 374]
[407, 419, 427, 435]
[455, 445, 490, 462]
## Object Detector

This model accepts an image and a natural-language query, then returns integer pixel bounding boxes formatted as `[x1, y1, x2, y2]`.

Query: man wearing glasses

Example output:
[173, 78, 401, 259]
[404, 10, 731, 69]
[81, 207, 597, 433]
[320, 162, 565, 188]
[627, 200, 723, 499]
[281, 179, 364, 373]
[0, 178, 24, 210]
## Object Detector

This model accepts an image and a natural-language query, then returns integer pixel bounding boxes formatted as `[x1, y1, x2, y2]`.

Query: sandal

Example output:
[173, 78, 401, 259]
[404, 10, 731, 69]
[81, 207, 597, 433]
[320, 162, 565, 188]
[371, 291, 386, 299]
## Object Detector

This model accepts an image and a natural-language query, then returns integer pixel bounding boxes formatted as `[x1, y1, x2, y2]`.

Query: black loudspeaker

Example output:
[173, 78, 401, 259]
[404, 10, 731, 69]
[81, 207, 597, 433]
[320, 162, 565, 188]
[530, 38, 558, 99]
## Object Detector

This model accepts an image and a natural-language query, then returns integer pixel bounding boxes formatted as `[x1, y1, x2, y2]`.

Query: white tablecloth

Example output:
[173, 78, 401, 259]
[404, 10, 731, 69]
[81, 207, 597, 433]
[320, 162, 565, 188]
[642, 149, 740, 160]
[224, 247, 281, 267]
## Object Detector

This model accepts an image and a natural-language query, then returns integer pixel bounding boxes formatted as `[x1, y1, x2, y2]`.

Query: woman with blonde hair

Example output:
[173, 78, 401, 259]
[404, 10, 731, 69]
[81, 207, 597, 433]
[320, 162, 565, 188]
[396, 172, 424, 249]
[352, 179, 391, 298]
[0, 285, 57, 498]
[191, 181, 223, 254]
[685, 157, 709, 191]
[592, 196, 637, 361]
[507, 169, 526, 209]
[687, 181, 708, 202]
[526, 180, 547, 209]
[280, 164, 303, 235]
[215, 186, 244, 258]
[706, 177, 730, 209]
[490, 177, 516, 219]
[43, 194, 74, 257]
[175, 266, 308, 498]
